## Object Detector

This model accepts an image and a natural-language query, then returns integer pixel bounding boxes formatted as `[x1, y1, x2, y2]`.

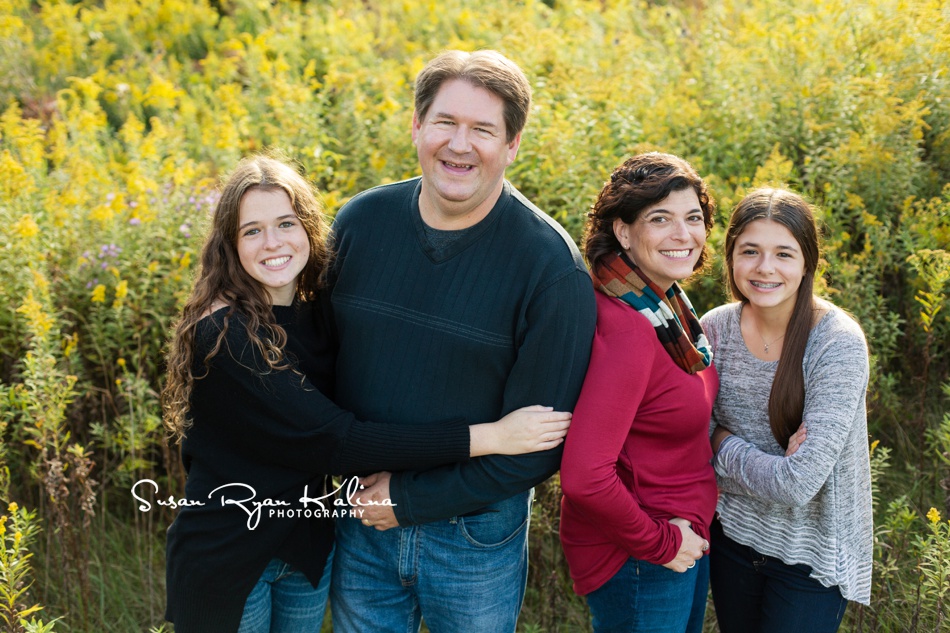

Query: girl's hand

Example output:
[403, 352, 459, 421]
[785, 423, 807, 457]
[663, 517, 708, 573]
[470, 405, 572, 457]
[711, 424, 733, 454]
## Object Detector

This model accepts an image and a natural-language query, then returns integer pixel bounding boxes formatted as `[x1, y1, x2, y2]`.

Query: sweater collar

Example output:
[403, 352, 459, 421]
[410, 179, 511, 263]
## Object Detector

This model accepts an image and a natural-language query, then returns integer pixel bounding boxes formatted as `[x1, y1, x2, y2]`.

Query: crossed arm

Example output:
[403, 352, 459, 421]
[711, 333, 869, 507]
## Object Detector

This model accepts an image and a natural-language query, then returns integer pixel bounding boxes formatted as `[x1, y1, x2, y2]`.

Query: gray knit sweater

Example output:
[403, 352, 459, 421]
[700, 302, 873, 604]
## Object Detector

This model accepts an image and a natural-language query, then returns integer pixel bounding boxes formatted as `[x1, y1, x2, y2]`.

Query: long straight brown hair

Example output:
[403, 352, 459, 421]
[723, 188, 820, 449]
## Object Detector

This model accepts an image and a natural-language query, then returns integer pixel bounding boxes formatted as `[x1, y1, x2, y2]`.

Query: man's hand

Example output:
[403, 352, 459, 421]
[354, 471, 398, 531]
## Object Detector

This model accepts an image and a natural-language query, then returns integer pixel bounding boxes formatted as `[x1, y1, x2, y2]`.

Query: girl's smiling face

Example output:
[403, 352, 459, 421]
[237, 188, 309, 306]
[730, 218, 806, 316]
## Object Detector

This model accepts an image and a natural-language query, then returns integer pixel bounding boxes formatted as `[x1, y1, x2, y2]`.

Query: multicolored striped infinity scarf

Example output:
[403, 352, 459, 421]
[594, 251, 712, 374]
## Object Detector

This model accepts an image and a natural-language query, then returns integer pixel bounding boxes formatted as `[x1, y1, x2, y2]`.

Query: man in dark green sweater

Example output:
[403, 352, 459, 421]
[328, 49, 596, 633]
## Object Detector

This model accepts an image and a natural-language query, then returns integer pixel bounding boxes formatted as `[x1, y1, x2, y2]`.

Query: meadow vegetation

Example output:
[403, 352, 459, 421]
[0, 0, 948, 630]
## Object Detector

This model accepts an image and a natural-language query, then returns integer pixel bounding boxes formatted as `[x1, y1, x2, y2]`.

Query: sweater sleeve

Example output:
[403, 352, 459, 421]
[559, 325, 681, 565]
[387, 268, 597, 525]
[713, 320, 870, 506]
[192, 316, 471, 476]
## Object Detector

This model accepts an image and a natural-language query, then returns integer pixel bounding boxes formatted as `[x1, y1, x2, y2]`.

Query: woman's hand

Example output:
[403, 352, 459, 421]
[785, 423, 807, 457]
[469, 405, 572, 457]
[662, 517, 708, 573]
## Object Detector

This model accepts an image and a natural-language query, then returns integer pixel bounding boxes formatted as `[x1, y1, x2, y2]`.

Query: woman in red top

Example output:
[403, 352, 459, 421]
[560, 152, 719, 633]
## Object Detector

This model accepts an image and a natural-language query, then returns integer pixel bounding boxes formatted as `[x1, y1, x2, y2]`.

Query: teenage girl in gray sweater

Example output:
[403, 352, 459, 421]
[701, 188, 872, 633]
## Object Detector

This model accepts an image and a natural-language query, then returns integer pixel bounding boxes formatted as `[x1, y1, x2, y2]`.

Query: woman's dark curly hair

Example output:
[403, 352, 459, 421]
[584, 152, 715, 274]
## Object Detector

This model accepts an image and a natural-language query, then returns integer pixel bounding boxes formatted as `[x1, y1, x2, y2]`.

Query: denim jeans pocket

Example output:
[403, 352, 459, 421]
[457, 492, 530, 548]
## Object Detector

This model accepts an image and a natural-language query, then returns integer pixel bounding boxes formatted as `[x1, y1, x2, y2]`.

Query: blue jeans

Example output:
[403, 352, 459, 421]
[330, 490, 532, 633]
[237, 549, 333, 633]
[585, 553, 710, 633]
[709, 519, 847, 633]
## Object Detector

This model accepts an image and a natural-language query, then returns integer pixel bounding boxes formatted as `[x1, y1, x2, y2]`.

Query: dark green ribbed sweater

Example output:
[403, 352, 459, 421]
[164, 298, 470, 632]
[330, 178, 597, 525]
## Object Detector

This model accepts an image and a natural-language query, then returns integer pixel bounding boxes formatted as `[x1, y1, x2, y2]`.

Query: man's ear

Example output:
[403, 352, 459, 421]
[411, 110, 422, 146]
[506, 131, 522, 166]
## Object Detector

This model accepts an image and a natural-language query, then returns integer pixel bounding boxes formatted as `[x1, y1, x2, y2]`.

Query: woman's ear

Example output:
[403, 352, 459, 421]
[613, 217, 630, 252]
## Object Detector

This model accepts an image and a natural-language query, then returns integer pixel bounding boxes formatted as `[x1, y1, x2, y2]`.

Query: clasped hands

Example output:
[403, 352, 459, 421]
[353, 471, 399, 531]
[664, 517, 709, 573]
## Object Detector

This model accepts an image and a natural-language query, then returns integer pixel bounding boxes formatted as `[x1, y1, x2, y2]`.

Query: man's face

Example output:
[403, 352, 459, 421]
[412, 79, 521, 227]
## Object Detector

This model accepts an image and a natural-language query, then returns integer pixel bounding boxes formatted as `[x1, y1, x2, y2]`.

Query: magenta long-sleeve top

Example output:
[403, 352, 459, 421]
[559, 291, 719, 595]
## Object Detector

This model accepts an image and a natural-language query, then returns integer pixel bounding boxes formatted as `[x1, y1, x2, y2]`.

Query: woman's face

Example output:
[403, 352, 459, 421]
[236, 188, 310, 306]
[731, 218, 806, 316]
[613, 188, 706, 291]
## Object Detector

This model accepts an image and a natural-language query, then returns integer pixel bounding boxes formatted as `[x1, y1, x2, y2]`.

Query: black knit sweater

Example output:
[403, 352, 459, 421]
[164, 297, 470, 632]
[330, 178, 597, 525]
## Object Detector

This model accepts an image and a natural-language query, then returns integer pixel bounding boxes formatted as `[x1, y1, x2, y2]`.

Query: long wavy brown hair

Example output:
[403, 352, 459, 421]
[162, 155, 331, 442]
[724, 188, 820, 449]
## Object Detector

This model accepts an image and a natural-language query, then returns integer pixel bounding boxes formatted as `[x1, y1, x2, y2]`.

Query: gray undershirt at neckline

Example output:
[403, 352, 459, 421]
[422, 222, 478, 250]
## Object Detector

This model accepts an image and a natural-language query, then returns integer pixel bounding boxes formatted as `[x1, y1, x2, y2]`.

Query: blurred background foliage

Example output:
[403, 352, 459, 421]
[0, 0, 948, 630]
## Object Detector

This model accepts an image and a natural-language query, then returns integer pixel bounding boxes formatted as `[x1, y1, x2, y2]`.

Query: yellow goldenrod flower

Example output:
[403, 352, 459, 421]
[89, 203, 115, 223]
[143, 74, 185, 110]
[14, 214, 39, 238]
[117, 358, 126, 368]
[7, 502, 17, 513]
[13, 531, 21, 544]
[0, 150, 36, 199]
[63, 334, 78, 358]
[0, 13, 27, 41]
[31, 269, 49, 293]
[15, 291, 54, 336]
[369, 152, 387, 172]
[120, 113, 145, 147]
[91, 284, 106, 303]
[927, 507, 941, 525]
[115, 280, 128, 300]
[0, 523, 5, 537]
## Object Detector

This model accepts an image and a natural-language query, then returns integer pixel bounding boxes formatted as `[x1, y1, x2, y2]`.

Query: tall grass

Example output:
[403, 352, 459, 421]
[0, 0, 947, 630]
